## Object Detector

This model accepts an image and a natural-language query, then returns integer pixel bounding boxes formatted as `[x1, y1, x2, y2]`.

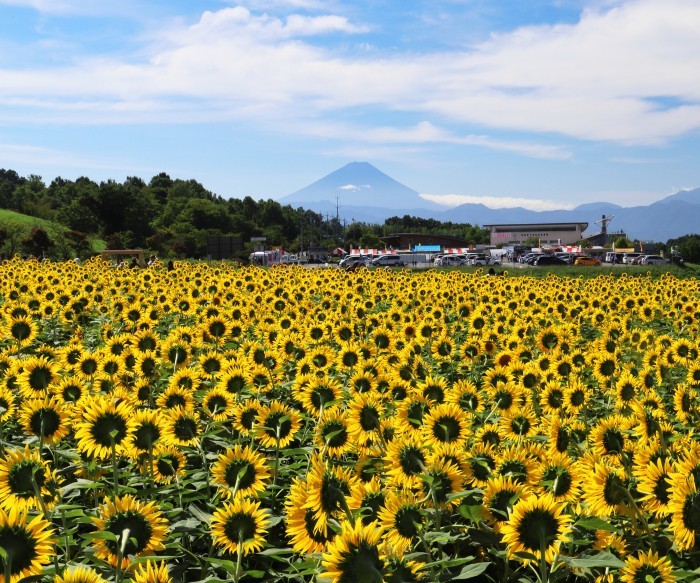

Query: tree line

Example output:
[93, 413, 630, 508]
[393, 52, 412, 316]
[0, 169, 489, 260]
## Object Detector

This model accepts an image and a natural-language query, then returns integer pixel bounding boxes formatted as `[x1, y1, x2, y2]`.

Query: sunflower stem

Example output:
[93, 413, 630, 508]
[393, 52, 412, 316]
[116, 527, 130, 583]
[31, 466, 60, 573]
[110, 431, 119, 497]
[233, 535, 244, 583]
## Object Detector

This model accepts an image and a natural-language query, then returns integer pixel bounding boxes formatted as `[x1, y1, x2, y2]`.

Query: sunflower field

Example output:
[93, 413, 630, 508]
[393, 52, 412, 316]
[1, 257, 700, 582]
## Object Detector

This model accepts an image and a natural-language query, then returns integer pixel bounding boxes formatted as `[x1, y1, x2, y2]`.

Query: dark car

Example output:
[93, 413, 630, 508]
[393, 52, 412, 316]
[533, 255, 569, 267]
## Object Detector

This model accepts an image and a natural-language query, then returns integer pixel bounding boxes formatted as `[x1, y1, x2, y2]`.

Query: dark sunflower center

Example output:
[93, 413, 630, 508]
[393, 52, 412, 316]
[423, 385, 445, 404]
[209, 321, 226, 338]
[134, 423, 161, 450]
[682, 491, 700, 531]
[422, 470, 453, 503]
[224, 460, 256, 490]
[653, 474, 671, 505]
[599, 360, 615, 377]
[91, 412, 128, 446]
[202, 358, 221, 374]
[0, 526, 38, 575]
[156, 455, 180, 477]
[436, 341, 452, 357]
[619, 383, 636, 402]
[167, 346, 188, 365]
[11, 321, 32, 341]
[432, 416, 461, 443]
[337, 542, 384, 583]
[489, 489, 518, 521]
[9, 461, 45, 498]
[321, 421, 348, 448]
[494, 390, 513, 410]
[515, 508, 561, 552]
[225, 376, 246, 394]
[173, 416, 198, 440]
[603, 473, 627, 506]
[632, 566, 664, 583]
[569, 390, 585, 407]
[264, 412, 292, 439]
[500, 460, 528, 484]
[360, 493, 385, 525]
[406, 402, 427, 429]
[310, 387, 336, 410]
[602, 428, 624, 454]
[342, 352, 358, 367]
[359, 406, 381, 432]
[320, 475, 349, 512]
[30, 408, 61, 438]
[206, 395, 228, 414]
[543, 467, 572, 497]
[510, 416, 531, 436]
[105, 511, 152, 555]
[459, 393, 479, 411]
[470, 455, 495, 481]
[28, 366, 52, 391]
[399, 447, 425, 476]
[394, 506, 422, 538]
[239, 409, 257, 430]
[547, 390, 564, 409]
[80, 358, 98, 376]
[541, 333, 559, 350]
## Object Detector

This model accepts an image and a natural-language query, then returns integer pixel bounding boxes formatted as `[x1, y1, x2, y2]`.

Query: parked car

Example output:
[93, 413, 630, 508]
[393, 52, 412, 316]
[371, 254, 405, 267]
[438, 255, 467, 266]
[573, 255, 602, 266]
[533, 255, 569, 267]
[640, 255, 670, 265]
[338, 256, 364, 268]
[519, 253, 544, 264]
[469, 254, 501, 266]
[622, 253, 643, 264]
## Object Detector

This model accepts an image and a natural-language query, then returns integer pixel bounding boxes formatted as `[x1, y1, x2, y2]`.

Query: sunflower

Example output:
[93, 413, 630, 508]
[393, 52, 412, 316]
[232, 399, 262, 437]
[673, 383, 698, 425]
[211, 444, 270, 500]
[447, 379, 484, 415]
[215, 365, 248, 397]
[197, 387, 231, 421]
[495, 445, 539, 486]
[147, 445, 187, 484]
[669, 475, 700, 551]
[4, 314, 38, 348]
[255, 400, 302, 449]
[589, 415, 632, 461]
[131, 561, 172, 583]
[315, 410, 353, 458]
[126, 409, 164, 456]
[54, 566, 108, 583]
[348, 476, 385, 526]
[636, 458, 673, 518]
[500, 493, 572, 564]
[620, 549, 676, 583]
[0, 385, 15, 422]
[74, 395, 135, 460]
[16, 355, 58, 399]
[498, 406, 538, 442]
[532, 452, 581, 503]
[417, 460, 463, 508]
[20, 396, 71, 445]
[304, 455, 359, 533]
[563, 379, 590, 414]
[584, 461, 631, 518]
[211, 497, 270, 556]
[386, 434, 428, 489]
[593, 355, 618, 387]
[0, 506, 55, 583]
[540, 380, 566, 415]
[285, 477, 336, 555]
[377, 490, 425, 556]
[482, 475, 529, 530]
[297, 377, 343, 416]
[320, 520, 385, 583]
[53, 378, 86, 407]
[92, 494, 168, 568]
[0, 445, 56, 513]
[421, 402, 468, 447]
[161, 406, 200, 447]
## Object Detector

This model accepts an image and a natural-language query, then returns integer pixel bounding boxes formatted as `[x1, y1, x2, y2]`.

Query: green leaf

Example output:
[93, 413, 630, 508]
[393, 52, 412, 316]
[453, 562, 491, 580]
[575, 516, 618, 532]
[561, 552, 626, 569]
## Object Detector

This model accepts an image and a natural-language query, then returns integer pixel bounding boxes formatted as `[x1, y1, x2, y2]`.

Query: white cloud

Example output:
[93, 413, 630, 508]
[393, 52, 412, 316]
[0, 141, 140, 171]
[339, 184, 370, 191]
[420, 193, 576, 211]
[0, 0, 699, 149]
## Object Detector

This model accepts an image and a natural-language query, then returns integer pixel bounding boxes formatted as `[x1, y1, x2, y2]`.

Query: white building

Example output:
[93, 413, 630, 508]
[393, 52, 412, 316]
[484, 222, 589, 247]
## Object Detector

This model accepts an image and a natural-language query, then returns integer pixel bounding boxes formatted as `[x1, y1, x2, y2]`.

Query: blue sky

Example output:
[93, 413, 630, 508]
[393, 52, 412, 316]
[1, 0, 699, 211]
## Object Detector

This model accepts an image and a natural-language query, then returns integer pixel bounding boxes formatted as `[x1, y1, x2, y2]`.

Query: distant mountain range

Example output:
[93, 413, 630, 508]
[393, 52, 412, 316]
[278, 162, 699, 242]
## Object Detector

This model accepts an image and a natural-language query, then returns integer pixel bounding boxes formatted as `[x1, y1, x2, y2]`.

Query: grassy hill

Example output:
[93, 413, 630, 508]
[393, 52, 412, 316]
[0, 209, 106, 256]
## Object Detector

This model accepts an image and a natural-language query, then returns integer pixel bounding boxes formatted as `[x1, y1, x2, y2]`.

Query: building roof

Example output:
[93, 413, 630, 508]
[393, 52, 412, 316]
[483, 222, 589, 229]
